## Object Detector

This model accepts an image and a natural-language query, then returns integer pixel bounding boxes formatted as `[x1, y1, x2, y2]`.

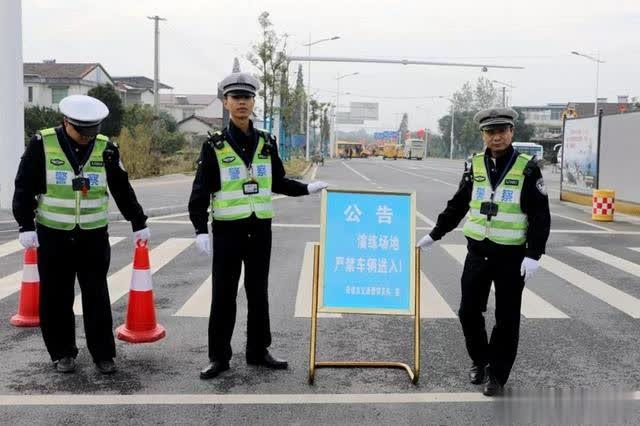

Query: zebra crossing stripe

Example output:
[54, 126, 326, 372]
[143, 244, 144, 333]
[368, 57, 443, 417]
[540, 256, 640, 318]
[0, 240, 22, 259]
[441, 245, 569, 319]
[294, 242, 341, 318]
[420, 272, 457, 318]
[74, 238, 192, 315]
[174, 266, 245, 318]
[629, 248, 640, 254]
[0, 237, 125, 304]
[569, 247, 640, 279]
[416, 211, 436, 227]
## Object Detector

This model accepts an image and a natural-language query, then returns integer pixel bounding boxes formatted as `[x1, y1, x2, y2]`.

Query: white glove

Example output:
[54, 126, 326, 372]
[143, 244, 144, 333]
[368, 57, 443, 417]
[195, 233, 211, 256]
[416, 235, 435, 250]
[307, 181, 328, 194]
[134, 227, 151, 244]
[520, 257, 539, 282]
[18, 231, 39, 249]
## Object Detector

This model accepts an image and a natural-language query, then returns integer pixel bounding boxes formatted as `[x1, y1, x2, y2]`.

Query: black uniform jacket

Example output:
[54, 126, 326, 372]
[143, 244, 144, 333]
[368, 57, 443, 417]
[429, 145, 551, 260]
[13, 126, 147, 232]
[188, 120, 309, 235]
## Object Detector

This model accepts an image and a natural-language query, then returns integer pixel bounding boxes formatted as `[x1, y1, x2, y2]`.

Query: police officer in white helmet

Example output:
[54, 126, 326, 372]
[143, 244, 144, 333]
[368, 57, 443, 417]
[189, 72, 328, 379]
[13, 95, 150, 374]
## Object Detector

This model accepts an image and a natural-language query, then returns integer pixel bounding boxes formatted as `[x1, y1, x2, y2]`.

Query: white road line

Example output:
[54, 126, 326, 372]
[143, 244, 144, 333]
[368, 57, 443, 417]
[540, 256, 640, 318]
[174, 266, 245, 318]
[381, 164, 458, 188]
[0, 238, 125, 304]
[294, 242, 341, 318]
[74, 238, 192, 315]
[416, 211, 436, 227]
[550, 212, 614, 232]
[0, 392, 513, 406]
[442, 245, 569, 319]
[342, 161, 373, 183]
[0, 239, 22, 259]
[420, 272, 457, 318]
[569, 246, 640, 278]
[630, 248, 640, 254]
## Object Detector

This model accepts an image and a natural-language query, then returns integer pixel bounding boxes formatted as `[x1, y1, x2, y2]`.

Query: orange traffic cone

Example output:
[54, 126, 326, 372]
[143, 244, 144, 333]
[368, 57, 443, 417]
[10, 248, 40, 327]
[116, 241, 166, 343]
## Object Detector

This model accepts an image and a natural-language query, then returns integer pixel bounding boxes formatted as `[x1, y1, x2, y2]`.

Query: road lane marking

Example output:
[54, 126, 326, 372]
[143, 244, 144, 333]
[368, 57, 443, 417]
[420, 272, 457, 318]
[0, 238, 125, 304]
[630, 248, 640, 254]
[550, 212, 614, 232]
[0, 240, 22, 259]
[540, 255, 640, 318]
[294, 242, 341, 318]
[310, 164, 318, 180]
[74, 238, 192, 315]
[381, 164, 458, 188]
[174, 266, 245, 318]
[342, 161, 374, 183]
[442, 245, 569, 319]
[416, 211, 436, 227]
[569, 247, 640, 279]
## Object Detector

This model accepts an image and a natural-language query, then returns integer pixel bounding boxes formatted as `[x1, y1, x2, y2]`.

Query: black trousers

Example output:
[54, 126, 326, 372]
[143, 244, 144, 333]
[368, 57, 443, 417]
[208, 218, 272, 362]
[37, 225, 115, 363]
[458, 246, 525, 385]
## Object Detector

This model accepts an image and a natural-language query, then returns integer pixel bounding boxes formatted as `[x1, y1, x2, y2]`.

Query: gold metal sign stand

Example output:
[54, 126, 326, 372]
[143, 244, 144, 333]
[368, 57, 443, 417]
[308, 245, 421, 384]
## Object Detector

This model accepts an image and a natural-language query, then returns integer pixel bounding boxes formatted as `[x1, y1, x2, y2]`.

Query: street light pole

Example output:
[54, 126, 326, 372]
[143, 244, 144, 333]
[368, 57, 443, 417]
[148, 15, 166, 114]
[449, 102, 455, 160]
[333, 71, 359, 158]
[571, 50, 605, 115]
[303, 35, 340, 161]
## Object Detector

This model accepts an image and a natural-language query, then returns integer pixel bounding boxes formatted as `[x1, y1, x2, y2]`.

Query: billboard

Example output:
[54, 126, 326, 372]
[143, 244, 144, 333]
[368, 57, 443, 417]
[350, 102, 379, 120]
[561, 116, 600, 195]
[336, 111, 365, 125]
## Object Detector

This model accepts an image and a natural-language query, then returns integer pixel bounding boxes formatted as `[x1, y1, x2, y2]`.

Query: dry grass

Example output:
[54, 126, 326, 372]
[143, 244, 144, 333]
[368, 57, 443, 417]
[284, 157, 310, 178]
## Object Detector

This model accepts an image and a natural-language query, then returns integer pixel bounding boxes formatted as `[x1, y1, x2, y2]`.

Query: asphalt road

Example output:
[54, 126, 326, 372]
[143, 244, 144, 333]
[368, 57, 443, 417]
[0, 157, 638, 424]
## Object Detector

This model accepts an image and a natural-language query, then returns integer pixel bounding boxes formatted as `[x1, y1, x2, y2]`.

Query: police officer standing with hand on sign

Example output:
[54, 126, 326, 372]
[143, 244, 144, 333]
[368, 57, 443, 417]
[417, 108, 550, 396]
[189, 72, 328, 380]
[13, 95, 150, 374]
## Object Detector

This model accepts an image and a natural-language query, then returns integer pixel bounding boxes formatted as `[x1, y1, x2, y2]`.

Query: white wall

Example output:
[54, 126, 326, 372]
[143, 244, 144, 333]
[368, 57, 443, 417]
[196, 99, 223, 118]
[178, 118, 211, 135]
[23, 82, 91, 109]
[599, 112, 640, 204]
[84, 66, 113, 85]
[0, 0, 23, 209]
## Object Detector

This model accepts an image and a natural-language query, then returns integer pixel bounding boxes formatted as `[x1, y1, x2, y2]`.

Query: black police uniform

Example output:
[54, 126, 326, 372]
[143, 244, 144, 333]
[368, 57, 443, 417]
[12, 126, 147, 363]
[429, 144, 551, 385]
[188, 120, 308, 363]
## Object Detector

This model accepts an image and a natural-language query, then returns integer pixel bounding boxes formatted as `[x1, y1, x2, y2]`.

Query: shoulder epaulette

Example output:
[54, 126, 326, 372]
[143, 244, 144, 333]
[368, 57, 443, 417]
[207, 130, 225, 149]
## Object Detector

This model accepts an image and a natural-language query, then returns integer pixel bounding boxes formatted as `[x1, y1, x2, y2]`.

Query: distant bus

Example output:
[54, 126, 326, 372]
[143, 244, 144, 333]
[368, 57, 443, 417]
[403, 139, 426, 160]
[513, 142, 544, 168]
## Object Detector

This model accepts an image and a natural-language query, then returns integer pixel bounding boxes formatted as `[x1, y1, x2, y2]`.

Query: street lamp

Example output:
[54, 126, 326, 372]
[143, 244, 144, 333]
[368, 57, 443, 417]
[571, 50, 605, 115]
[303, 35, 340, 161]
[491, 80, 515, 107]
[333, 72, 359, 158]
[440, 96, 455, 160]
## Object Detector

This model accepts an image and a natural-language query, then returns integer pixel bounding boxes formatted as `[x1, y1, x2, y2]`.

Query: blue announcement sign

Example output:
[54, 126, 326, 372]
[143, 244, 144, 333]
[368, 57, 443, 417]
[319, 189, 416, 315]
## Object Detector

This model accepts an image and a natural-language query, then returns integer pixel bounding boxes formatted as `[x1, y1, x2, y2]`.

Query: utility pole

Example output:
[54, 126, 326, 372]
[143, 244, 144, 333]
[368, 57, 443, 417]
[148, 15, 166, 114]
[0, 0, 23, 209]
[449, 102, 455, 160]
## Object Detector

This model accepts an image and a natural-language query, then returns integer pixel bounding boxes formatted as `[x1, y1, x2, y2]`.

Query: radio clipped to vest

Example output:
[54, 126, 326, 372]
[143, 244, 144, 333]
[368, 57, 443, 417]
[207, 130, 225, 150]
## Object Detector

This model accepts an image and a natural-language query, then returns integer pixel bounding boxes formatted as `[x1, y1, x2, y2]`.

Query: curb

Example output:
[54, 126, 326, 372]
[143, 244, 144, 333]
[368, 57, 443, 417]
[287, 162, 313, 180]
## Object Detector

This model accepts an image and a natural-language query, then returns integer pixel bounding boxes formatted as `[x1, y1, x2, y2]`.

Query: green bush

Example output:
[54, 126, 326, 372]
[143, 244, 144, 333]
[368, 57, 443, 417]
[24, 106, 62, 143]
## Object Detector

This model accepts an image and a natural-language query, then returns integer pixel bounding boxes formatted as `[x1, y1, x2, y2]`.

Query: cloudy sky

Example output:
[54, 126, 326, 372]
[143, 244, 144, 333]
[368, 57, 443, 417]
[22, 0, 640, 132]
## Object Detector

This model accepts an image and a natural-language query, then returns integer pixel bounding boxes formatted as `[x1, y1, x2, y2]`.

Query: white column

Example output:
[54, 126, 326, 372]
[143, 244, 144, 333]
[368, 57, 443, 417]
[0, 0, 24, 209]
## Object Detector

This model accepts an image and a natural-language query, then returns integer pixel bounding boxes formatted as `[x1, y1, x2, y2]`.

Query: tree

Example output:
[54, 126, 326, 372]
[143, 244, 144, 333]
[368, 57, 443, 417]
[247, 11, 289, 128]
[291, 64, 307, 134]
[513, 108, 535, 142]
[474, 77, 499, 110]
[23, 106, 62, 143]
[397, 113, 409, 144]
[87, 84, 124, 137]
[452, 81, 475, 112]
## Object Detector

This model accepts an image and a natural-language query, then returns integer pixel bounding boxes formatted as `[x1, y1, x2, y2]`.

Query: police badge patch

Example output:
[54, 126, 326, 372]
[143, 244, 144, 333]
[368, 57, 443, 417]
[536, 178, 547, 195]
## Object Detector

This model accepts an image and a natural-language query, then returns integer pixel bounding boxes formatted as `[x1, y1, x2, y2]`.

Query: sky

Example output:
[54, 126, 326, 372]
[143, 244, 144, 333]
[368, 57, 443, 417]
[21, 0, 640, 133]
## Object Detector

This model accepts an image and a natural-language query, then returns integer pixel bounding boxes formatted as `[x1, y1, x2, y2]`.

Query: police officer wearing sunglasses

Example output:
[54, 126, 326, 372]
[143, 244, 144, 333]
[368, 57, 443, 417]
[12, 95, 149, 375]
[189, 72, 328, 380]
[417, 108, 550, 396]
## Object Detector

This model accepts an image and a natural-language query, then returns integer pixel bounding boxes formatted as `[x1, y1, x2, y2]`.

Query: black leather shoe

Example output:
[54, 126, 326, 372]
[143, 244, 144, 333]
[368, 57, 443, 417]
[200, 361, 230, 380]
[483, 371, 504, 396]
[246, 351, 288, 370]
[95, 359, 117, 375]
[469, 364, 486, 385]
[55, 357, 76, 373]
